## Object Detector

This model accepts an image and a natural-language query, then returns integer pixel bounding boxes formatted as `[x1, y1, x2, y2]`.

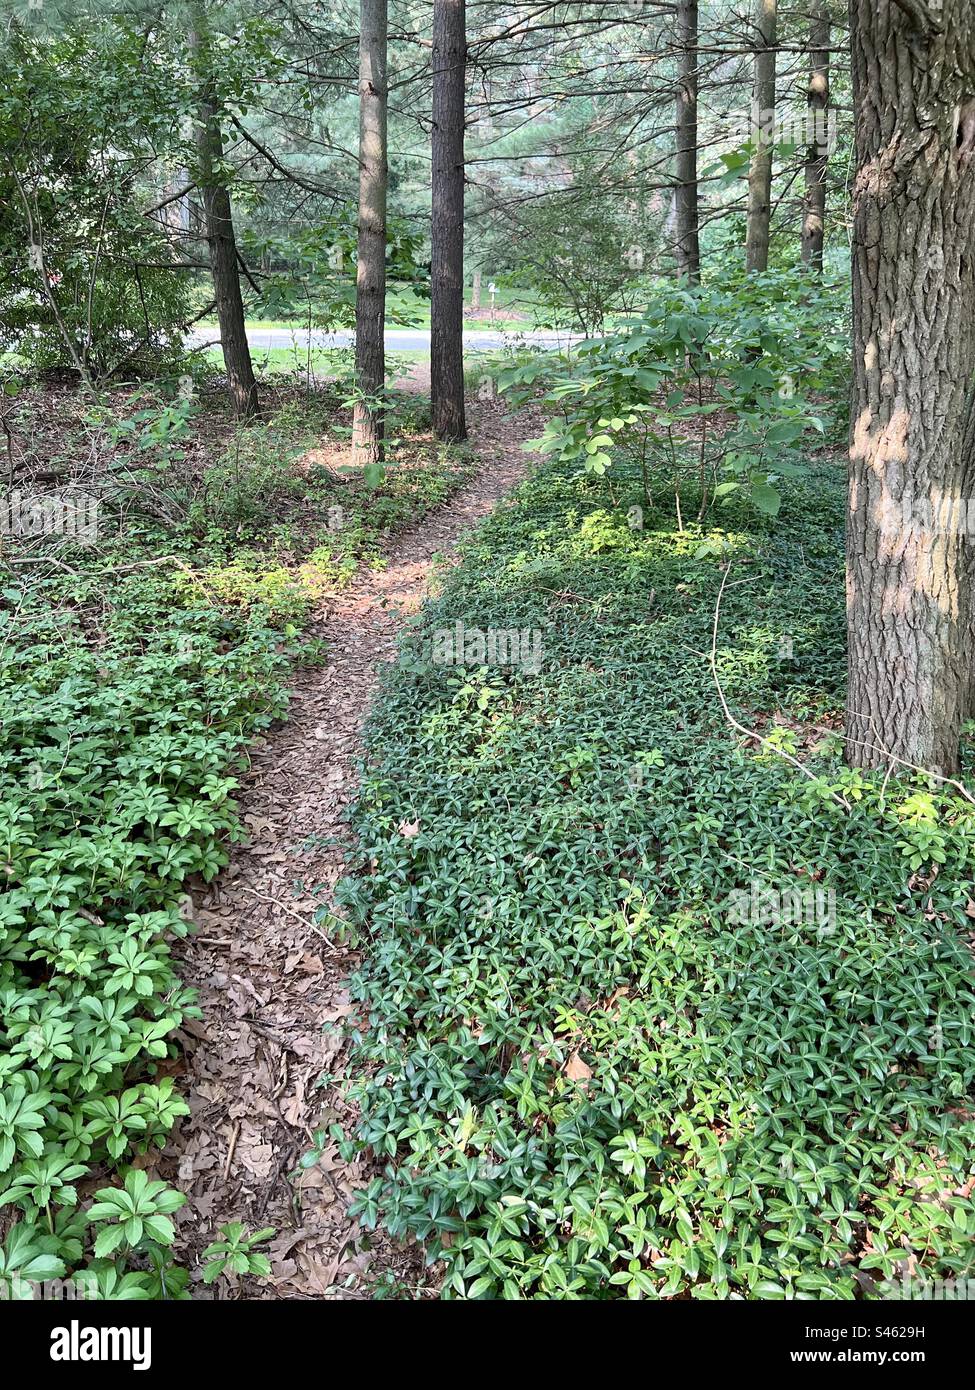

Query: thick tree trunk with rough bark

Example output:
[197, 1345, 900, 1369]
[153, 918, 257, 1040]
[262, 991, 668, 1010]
[846, 0, 975, 775]
[801, 2, 830, 271]
[191, 17, 258, 419]
[353, 0, 388, 462]
[674, 0, 701, 281]
[745, 0, 777, 273]
[431, 0, 467, 442]
[195, 103, 259, 419]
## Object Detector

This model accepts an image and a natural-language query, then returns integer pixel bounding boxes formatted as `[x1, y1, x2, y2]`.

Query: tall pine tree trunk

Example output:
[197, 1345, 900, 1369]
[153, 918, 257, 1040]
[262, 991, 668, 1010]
[846, 0, 975, 775]
[191, 18, 258, 419]
[745, 0, 777, 273]
[800, 1, 830, 271]
[431, 0, 467, 442]
[674, 0, 701, 282]
[353, 0, 388, 462]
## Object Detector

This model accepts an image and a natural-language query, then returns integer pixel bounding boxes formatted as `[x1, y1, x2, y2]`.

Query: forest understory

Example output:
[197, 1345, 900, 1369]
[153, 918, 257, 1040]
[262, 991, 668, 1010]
[164, 386, 535, 1299]
[4, 0, 975, 1340]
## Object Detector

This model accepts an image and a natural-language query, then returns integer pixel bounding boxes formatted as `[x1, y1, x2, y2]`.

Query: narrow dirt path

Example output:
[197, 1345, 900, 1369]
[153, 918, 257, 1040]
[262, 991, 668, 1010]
[166, 392, 534, 1298]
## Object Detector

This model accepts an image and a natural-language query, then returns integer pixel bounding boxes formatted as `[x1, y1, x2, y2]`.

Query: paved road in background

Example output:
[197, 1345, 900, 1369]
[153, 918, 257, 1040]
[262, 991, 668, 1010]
[189, 326, 579, 353]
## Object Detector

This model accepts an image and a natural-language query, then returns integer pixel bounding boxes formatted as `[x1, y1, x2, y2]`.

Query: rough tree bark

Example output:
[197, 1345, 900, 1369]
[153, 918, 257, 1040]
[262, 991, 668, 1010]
[674, 0, 701, 281]
[846, 0, 975, 774]
[431, 0, 468, 442]
[471, 266, 481, 312]
[745, 0, 777, 273]
[191, 19, 259, 419]
[801, 1, 830, 271]
[352, 0, 388, 462]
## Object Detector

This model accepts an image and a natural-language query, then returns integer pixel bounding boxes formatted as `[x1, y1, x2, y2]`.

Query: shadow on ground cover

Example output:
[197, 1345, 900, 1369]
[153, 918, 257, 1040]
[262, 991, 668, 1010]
[336, 453, 975, 1300]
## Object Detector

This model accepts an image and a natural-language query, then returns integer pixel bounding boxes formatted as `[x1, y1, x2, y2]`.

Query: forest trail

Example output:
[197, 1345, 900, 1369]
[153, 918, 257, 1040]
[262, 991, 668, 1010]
[165, 387, 535, 1298]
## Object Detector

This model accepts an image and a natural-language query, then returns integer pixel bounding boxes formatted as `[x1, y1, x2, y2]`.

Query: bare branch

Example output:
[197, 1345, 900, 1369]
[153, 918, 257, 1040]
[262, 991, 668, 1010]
[709, 564, 851, 812]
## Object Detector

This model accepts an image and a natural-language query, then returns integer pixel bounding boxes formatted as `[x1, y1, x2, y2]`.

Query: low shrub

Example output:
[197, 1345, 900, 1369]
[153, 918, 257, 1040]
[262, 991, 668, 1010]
[500, 267, 850, 523]
[0, 563, 295, 1295]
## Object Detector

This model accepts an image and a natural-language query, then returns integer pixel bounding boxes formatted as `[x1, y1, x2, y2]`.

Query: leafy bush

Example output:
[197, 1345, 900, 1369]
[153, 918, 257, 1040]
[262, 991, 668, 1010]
[501, 269, 850, 521]
[336, 449, 975, 1299]
[0, 27, 191, 381]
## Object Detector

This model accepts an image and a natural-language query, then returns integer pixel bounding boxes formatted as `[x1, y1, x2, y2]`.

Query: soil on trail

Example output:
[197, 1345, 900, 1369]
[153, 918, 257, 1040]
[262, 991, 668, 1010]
[166, 389, 535, 1299]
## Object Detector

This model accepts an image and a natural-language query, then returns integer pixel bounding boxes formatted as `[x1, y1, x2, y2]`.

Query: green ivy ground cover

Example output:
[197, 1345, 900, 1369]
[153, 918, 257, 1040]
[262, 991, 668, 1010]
[339, 450, 975, 1300]
[0, 380, 472, 1297]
